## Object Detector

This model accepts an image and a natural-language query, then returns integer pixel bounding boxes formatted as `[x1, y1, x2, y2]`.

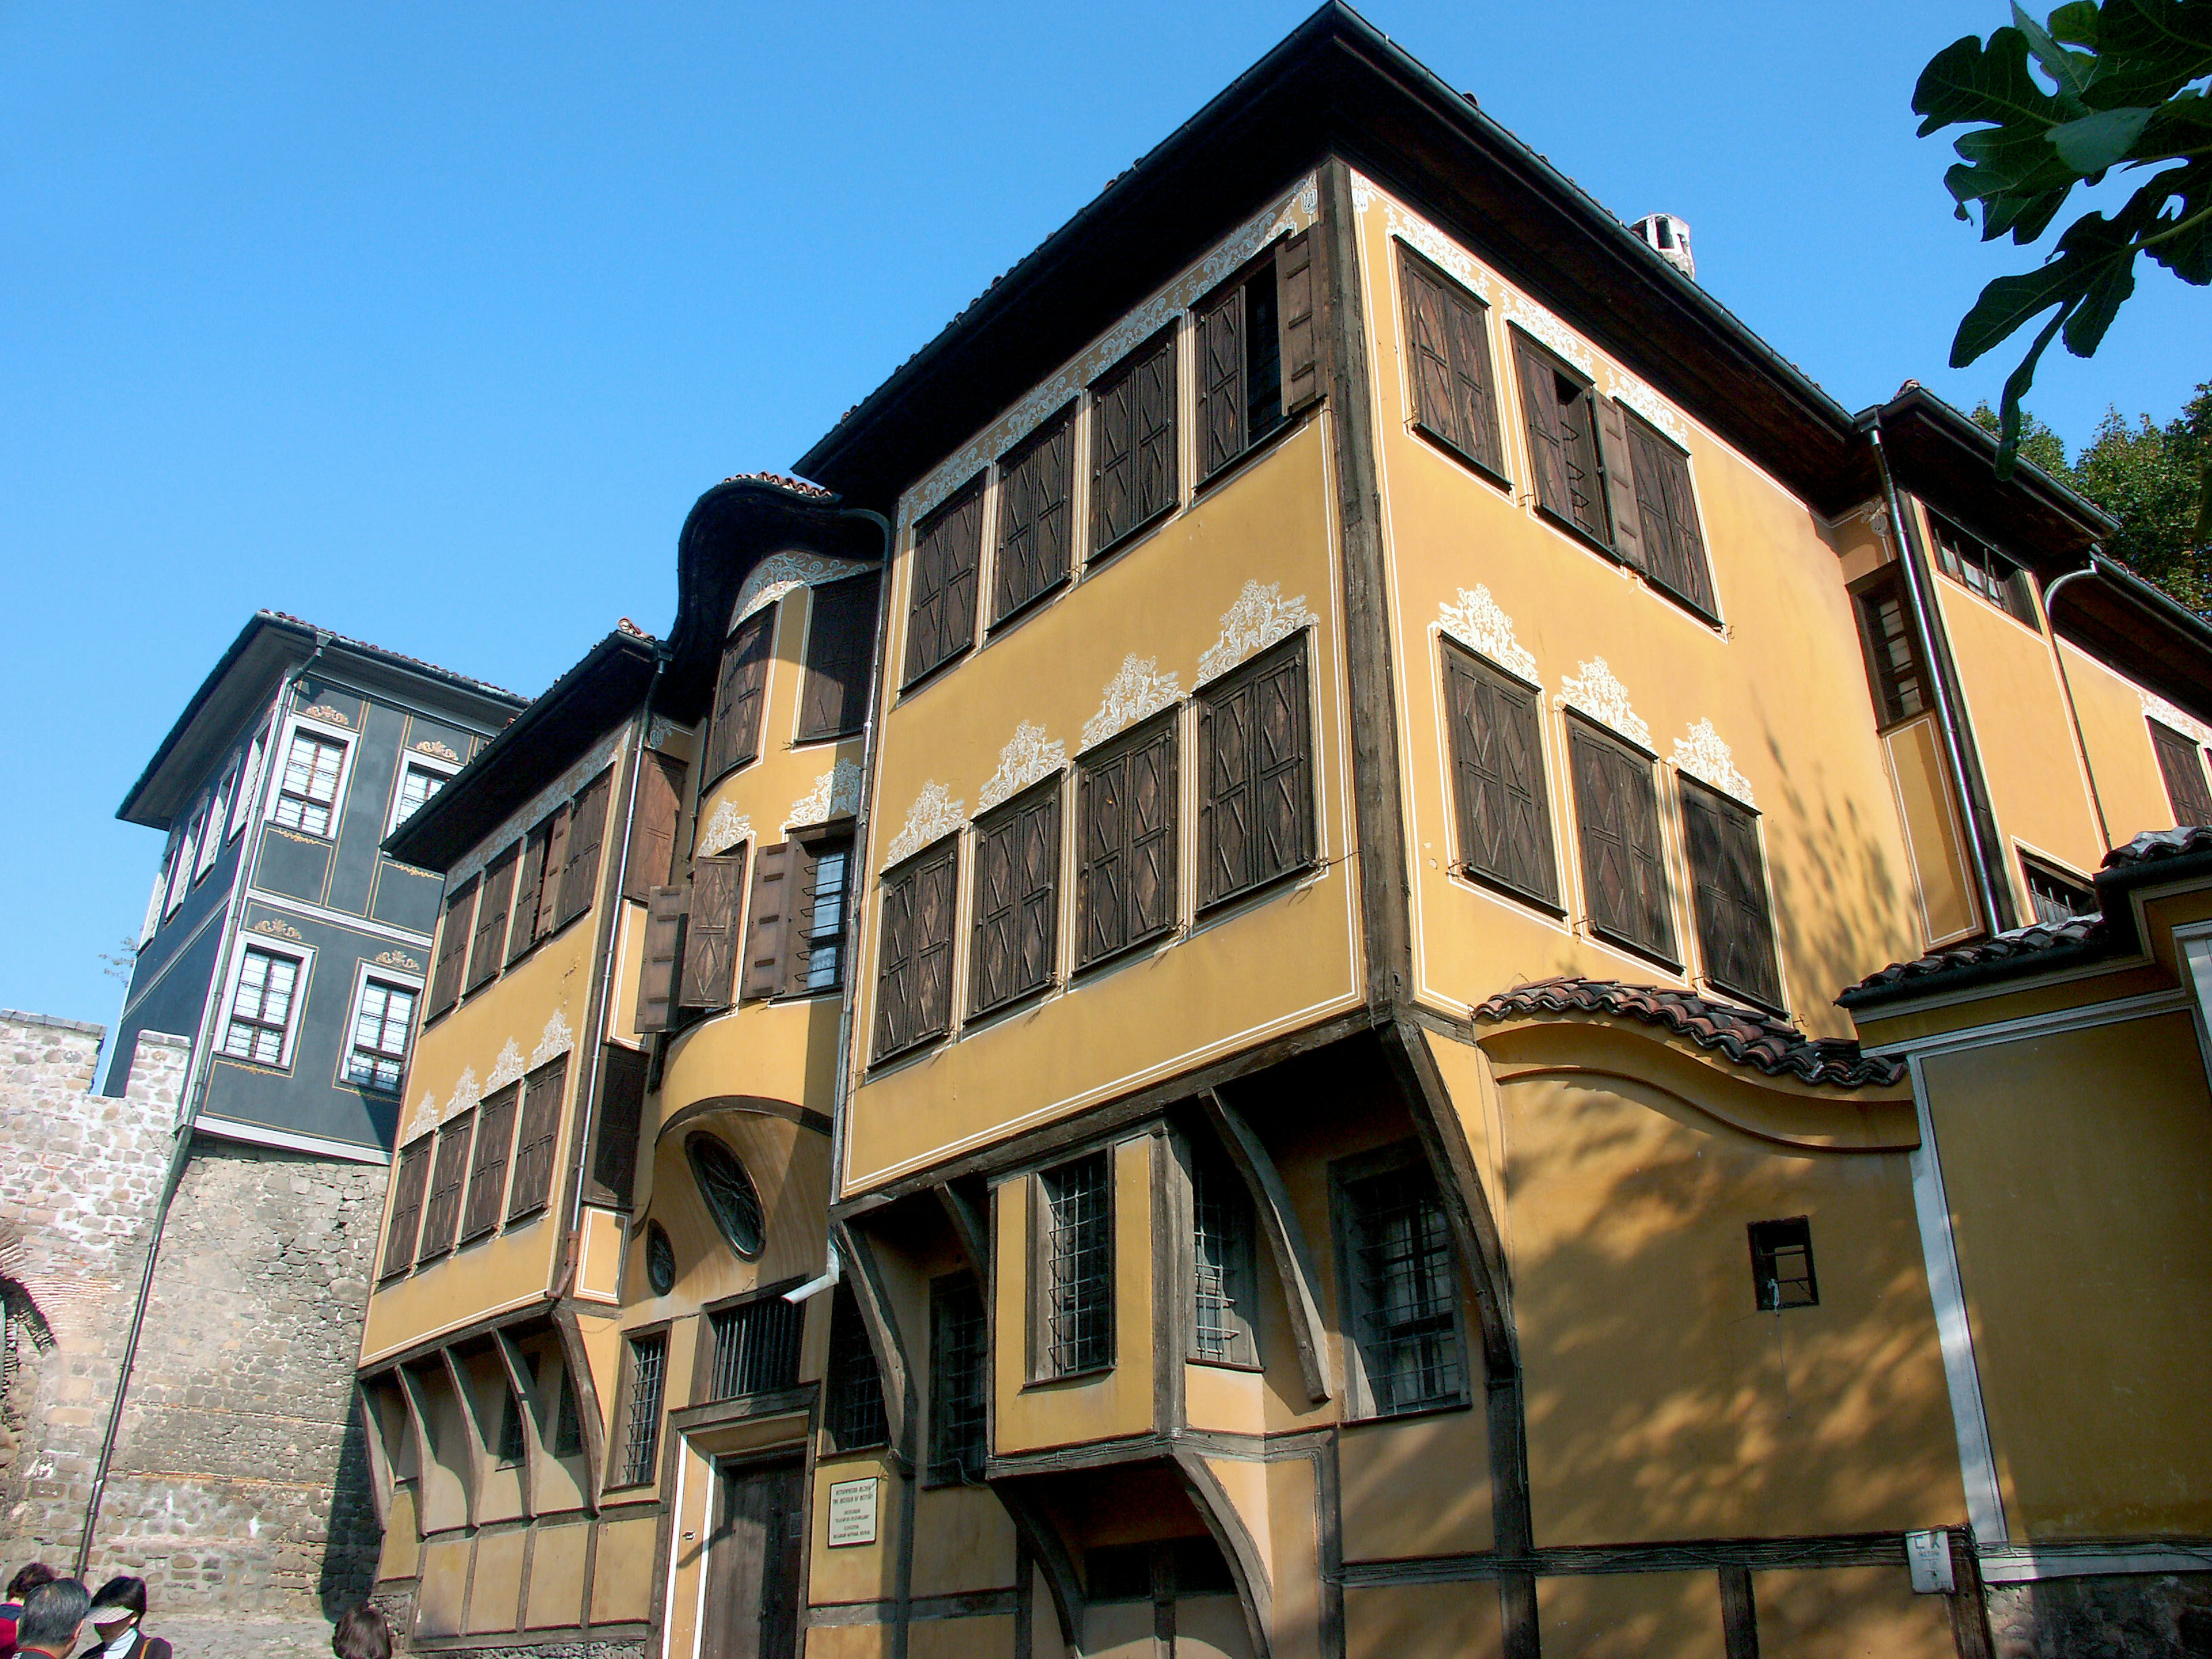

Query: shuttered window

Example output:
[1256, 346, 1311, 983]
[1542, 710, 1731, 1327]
[506, 1056, 567, 1221]
[706, 1296, 804, 1400]
[874, 838, 959, 1062]
[427, 880, 477, 1019]
[623, 753, 686, 903]
[1929, 512, 2037, 625]
[798, 574, 880, 740]
[994, 408, 1075, 629]
[681, 849, 748, 1012]
[1091, 332, 1178, 556]
[1077, 714, 1177, 967]
[556, 769, 613, 929]
[1514, 333, 1608, 544]
[1199, 637, 1314, 910]
[586, 1044, 648, 1208]
[704, 606, 775, 783]
[1194, 234, 1316, 486]
[1567, 721, 1677, 962]
[905, 480, 983, 686]
[1442, 643, 1559, 907]
[1624, 413, 1718, 618]
[634, 885, 688, 1033]
[380, 1138, 434, 1279]
[533, 806, 571, 942]
[1854, 569, 1931, 726]
[467, 847, 518, 993]
[509, 823, 552, 964]
[971, 783, 1060, 1017]
[749, 835, 855, 999]
[461, 1085, 518, 1242]
[1400, 247, 1505, 481]
[2152, 722, 2212, 826]
[926, 1272, 987, 1486]
[418, 1112, 475, 1261]
[740, 843, 794, 1002]
[825, 1286, 891, 1450]
[1679, 781, 1783, 1010]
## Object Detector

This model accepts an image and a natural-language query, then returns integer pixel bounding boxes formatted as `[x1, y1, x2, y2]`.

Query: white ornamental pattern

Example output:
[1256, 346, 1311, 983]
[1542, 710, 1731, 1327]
[732, 551, 874, 628]
[1379, 196, 1490, 299]
[487, 1040, 526, 1091]
[2143, 690, 2212, 749]
[884, 782, 964, 868]
[449, 1066, 481, 1119]
[1671, 719, 1756, 808]
[1199, 581, 1313, 684]
[1081, 655, 1182, 752]
[1502, 295, 1593, 377]
[1604, 366, 1689, 447]
[698, 801, 753, 858]
[407, 1093, 437, 1139]
[532, 1009, 574, 1067]
[978, 723, 1067, 813]
[1437, 586, 1537, 683]
[1559, 658, 1652, 751]
[786, 759, 863, 829]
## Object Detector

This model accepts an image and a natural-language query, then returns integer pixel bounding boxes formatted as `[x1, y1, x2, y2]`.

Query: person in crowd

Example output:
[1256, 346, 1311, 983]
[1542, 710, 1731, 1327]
[1, 1565, 61, 1659]
[12, 1581, 89, 1659]
[79, 1580, 165, 1659]
[331, 1604, 392, 1659]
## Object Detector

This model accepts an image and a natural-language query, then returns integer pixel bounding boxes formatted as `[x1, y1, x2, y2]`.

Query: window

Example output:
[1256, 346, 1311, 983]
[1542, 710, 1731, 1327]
[417, 1113, 475, 1262]
[1514, 334, 1609, 544]
[1748, 1217, 1818, 1310]
[1091, 332, 1177, 556]
[2021, 855, 2096, 926]
[1198, 637, 1313, 910]
[164, 817, 196, 916]
[704, 606, 776, 782]
[505, 1057, 566, 1222]
[971, 782, 1060, 1017]
[623, 752, 687, 902]
[586, 1044, 646, 1209]
[194, 786, 224, 880]
[496, 1387, 528, 1465]
[926, 1273, 987, 1485]
[223, 946, 302, 1067]
[905, 480, 983, 686]
[617, 1333, 668, 1486]
[1036, 1153, 1113, 1377]
[645, 1222, 677, 1296]
[274, 730, 347, 836]
[2151, 721, 2212, 827]
[508, 817, 555, 964]
[460, 1084, 518, 1242]
[687, 1132, 764, 1258]
[1442, 643, 1558, 907]
[1400, 245, 1505, 482]
[993, 407, 1075, 623]
[1077, 714, 1177, 968]
[426, 879, 476, 1020]
[229, 729, 267, 839]
[682, 848, 748, 1013]
[825, 1286, 890, 1450]
[391, 760, 452, 832]
[706, 1296, 804, 1400]
[467, 847, 518, 994]
[874, 838, 958, 1062]
[1088, 1541, 1236, 1606]
[1679, 781, 1783, 1010]
[1190, 1146, 1256, 1366]
[1340, 1161, 1467, 1417]
[1854, 569, 1931, 726]
[1567, 721, 1676, 963]
[1623, 412, 1718, 618]
[798, 573, 880, 740]
[141, 850, 172, 945]
[345, 978, 417, 1093]
[555, 769, 613, 931]
[1928, 512, 2037, 625]
[739, 835, 852, 1001]
[380, 1137, 434, 1279]
[1195, 234, 1313, 482]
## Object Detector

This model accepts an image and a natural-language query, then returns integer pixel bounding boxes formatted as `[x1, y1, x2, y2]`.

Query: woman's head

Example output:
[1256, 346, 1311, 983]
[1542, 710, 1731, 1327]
[86, 1576, 146, 1634]
[331, 1604, 392, 1659]
[5, 1564, 59, 1603]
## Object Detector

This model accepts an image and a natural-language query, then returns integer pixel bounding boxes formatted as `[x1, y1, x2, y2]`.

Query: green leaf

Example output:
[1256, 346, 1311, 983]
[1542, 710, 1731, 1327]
[1994, 310, 2070, 476]
[1915, 28, 2066, 137]
[2063, 243, 2139, 355]
[2048, 1, 2100, 47]
[2078, 0, 2212, 108]
[2050, 105, 2156, 170]
[2014, 1, 2099, 97]
[1952, 259, 2079, 367]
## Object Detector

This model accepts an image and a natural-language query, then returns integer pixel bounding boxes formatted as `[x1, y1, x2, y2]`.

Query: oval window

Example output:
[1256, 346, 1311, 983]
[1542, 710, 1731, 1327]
[685, 1132, 764, 1258]
[645, 1220, 677, 1296]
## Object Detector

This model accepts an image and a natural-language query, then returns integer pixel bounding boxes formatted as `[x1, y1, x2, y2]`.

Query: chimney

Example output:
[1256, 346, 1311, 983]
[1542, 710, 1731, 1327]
[1631, 214, 1695, 281]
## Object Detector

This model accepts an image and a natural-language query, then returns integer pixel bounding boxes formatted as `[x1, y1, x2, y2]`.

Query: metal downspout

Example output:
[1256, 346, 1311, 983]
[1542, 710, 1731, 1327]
[2041, 563, 2113, 855]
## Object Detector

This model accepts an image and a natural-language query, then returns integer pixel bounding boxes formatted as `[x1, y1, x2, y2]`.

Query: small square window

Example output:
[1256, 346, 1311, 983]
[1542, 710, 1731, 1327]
[1748, 1217, 1818, 1311]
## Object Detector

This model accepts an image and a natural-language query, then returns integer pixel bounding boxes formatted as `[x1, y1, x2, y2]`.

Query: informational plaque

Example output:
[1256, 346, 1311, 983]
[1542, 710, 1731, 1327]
[827, 1476, 879, 1547]
[1905, 1530, 1954, 1594]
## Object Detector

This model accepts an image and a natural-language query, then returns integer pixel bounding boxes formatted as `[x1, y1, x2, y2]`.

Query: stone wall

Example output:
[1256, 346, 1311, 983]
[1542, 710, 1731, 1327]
[1985, 1570, 2212, 1658]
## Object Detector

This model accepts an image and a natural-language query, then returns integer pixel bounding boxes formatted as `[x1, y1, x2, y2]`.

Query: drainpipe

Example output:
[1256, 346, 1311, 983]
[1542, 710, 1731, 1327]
[1868, 423, 2011, 937]
[2041, 562, 2114, 857]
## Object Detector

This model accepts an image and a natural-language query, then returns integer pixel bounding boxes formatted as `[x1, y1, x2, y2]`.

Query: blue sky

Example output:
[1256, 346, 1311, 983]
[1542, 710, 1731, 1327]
[3, 1, 2202, 1032]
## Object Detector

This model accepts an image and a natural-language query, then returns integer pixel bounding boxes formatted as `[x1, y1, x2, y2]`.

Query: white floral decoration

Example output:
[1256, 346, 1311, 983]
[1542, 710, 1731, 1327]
[786, 758, 863, 828]
[1501, 296, 1593, 377]
[448, 1067, 480, 1119]
[698, 801, 753, 858]
[1382, 198, 1490, 300]
[646, 715, 687, 750]
[486, 1040, 526, 1091]
[1081, 655, 1183, 751]
[1198, 581, 1313, 684]
[2143, 690, 2212, 749]
[1437, 586, 1537, 683]
[532, 1009, 574, 1068]
[1604, 367, 1688, 446]
[1671, 719, 1755, 807]
[978, 723, 1068, 812]
[1349, 169, 1378, 210]
[884, 782, 964, 868]
[1558, 658, 1652, 751]
[732, 551, 873, 628]
[408, 1093, 437, 1138]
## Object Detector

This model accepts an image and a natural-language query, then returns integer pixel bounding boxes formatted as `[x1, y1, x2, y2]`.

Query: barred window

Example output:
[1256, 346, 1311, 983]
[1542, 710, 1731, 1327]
[1190, 1149, 1256, 1366]
[224, 948, 300, 1067]
[926, 1274, 987, 1486]
[1749, 1217, 1819, 1311]
[345, 979, 416, 1092]
[1038, 1153, 1113, 1377]
[274, 731, 346, 836]
[618, 1333, 667, 1487]
[1342, 1162, 1467, 1417]
[706, 1296, 804, 1400]
[825, 1286, 890, 1451]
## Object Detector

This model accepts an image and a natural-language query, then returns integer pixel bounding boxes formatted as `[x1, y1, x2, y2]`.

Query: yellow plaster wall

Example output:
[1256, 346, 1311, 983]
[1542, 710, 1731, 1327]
[805, 1453, 904, 1607]
[1176, 1596, 1257, 1658]
[414, 1537, 469, 1638]
[375, 1486, 420, 1582]
[654, 996, 843, 1176]
[1885, 715, 1982, 946]
[523, 1520, 589, 1628]
[463, 1528, 526, 1633]
[1344, 1581, 1502, 1659]
[1750, 1565, 1953, 1658]
[1537, 1570, 1723, 1658]
[908, 1482, 1018, 1599]
[911, 1614, 1016, 1658]
[1339, 1408, 1494, 1559]
[588, 1511, 660, 1624]
[2062, 639, 2199, 840]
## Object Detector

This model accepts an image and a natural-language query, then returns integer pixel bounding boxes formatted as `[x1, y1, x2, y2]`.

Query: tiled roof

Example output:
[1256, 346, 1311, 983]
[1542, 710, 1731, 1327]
[1838, 917, 2107, 1005]
[716, 471, 837, 501]
[1472, 976, 1904, 1088]
[260, 610, 527, 704]
[2102, 825, 2212, 868]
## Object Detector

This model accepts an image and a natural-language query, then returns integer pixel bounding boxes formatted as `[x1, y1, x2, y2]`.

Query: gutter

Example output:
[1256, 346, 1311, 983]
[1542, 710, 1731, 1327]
[2043, 565, 2113, 855]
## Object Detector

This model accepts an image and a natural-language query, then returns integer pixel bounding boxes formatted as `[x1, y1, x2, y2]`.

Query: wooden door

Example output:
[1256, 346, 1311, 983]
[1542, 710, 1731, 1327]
[699, 1459, 804, 1659]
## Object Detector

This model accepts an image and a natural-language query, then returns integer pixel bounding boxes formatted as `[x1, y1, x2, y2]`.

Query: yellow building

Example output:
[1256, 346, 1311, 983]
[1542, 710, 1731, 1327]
[354, 8, 2212, 1658]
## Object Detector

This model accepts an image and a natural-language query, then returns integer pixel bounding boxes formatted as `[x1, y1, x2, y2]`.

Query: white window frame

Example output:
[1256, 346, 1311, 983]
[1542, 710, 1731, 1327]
[387, 751, 462, 836]
[216, 938, 315, 1072]
[140, 847, 173, 946]
[165, 810, 202, 916]
[229, 726, 269, 840]
[339, 960, 426, 1095]
[265, 713, 357, 840]
[192, 783, 225, 882]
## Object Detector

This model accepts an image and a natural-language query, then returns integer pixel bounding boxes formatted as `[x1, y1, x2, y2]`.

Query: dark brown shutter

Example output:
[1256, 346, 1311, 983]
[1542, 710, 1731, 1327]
[509, 825, 550, 963]
[634, 885, 688, 1033]
[462, 1085, 518, 1240]
[906, 482, 982, 685]
[1278, 229, 1319, 415]
[418, 1112, 475, 1259]
[1444, 644, 1558, 906]
[971, 812, 1017, 1014]
[993, 408, 1074, 624]
[1404, 250, 1503, 478]
[972, 787, 1058, 1014]
[706, 608, 776, 780]
[624, 753, 686, 903]
[1134, 334, 1178, 525]
[1092, 361, 1137, 551]
[1199, 679, 1253, 910]
[2153, 723, 2212, 825]
[779, 840, 827, 999]
[1078, 745, 1130, 965]
[588, 1043, 649, 1207]
[1252, 643, 1312, 887]
[1196, 281, 1247, 481]
[799, 574, 880, 740]
[1078, 719, 1176, 968]
[1593, 397, 1646, 571]
[535, 806, 571, 941]
[1569, 723, 1675, 960]
[741, 842, 796, 1002]
[912, 841, 958, 1042]
[1555, 381, 1608, 540]
[1126, 718, 1177, 942]
[428, 880, 476, 1018]
[681, 850, 748, 1011]
[1680, 781, 1782, 1007]
[1627, 414, 1717, 616]
[873, 860, 918, 1059]
[506, 1058, 567, 1221]
[1443, 281, 1504, 475]
[558, 770, 613, 927]
[468, 848, 518, 992]
[1200, 639, 1310, 908]
[381, 1138, 434, 1278]
[1404, 259, 1456, 444]
[1514, 335, 1572, 521]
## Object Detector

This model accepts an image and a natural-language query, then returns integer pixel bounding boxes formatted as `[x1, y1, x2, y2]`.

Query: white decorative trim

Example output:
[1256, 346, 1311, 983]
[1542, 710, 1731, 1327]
[1671, 719, 1755, 808]
[647, 715, 686, 750]
[487, 1039, 526, 1092]
[1437, 586, 1537, 683]
[2142, 690, 2212, 749]
[1502, 294, 1593, 377]
[1558, 658, 1652, 751]
[978, 723, 1067, 813]
[1350, 171, 1377, 210]
[1383, 200, 1490, 300]
[449, 1066, 480, 1119]
[787, 758, 863, 828]
[1081, 655, 1183, 751]
[732, 551, 873, 628]
[444, 729, 623, 891]
[884, 782, 964, 868]
[698, 801, 753, 858]
[532, 1008, 574, 1068]
[1604, 366, 1688, 446]
[407, 1093, 437, 1139]
[1198, 581, 1313, 684]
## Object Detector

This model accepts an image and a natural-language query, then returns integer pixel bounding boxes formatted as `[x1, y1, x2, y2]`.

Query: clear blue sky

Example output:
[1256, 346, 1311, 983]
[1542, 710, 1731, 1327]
[4, 2, 2202, 1032]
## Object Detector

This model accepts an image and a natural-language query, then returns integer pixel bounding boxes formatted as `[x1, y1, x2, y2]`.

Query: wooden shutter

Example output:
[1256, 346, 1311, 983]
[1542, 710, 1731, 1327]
[1252, 643, 1312, 887]
[1569, 723, 1676, 960]
[1514, 334, 1573, 521]
[535, 806, 571, 941]
[741, 842, 796, 1002]
[993, 409, 1074, 624]
[419, 1113, 475, 1259]
[624, 753, 686, 903]
[1200, 639, 1310, 907]
[506, 1059, 567, 1220]
[972, 787, 1058, 1014]
[779, 840, 829, 998]
[428, 880, 476, 1018]
[971, 812, 1018, 1014]
[463, 1085, 518, 1240]
[2152, 723, 2212, 825]
[509, 825, 551, 963]
[1592, 397, 1645, 571]
[1078, 745, 1131, 965]
[1092, 359, 1137, 551]
[1404, 259, 1457, 445]
[1200, 676, 1254, 909]
[1680, 781, 1782, 1008]
[1196, 281, 1247, 481]
[873, 860, 918, 1059]
[588, 1044, 649, 1207]
[1444, 644, 1558, 905]
[381, 1138, 434, 1278]
[1126, 718, 1177, 943]
[1555, 380, 1609, 540]
[799, 574, 880, 740]
[1404, 250, 1503, 477]
[468, 848, 518, 992]
[634, 885, 688, 1033]
[707, 608, 775, 779]
[1278, 229, 1319, 415]
[1444, 282, 1503, 475]
[682, 850, 748, 1011]
[906, 482, 982, 684]
[1134, 333, 1178, 525]
[1077, 717, 1176, 968]
[912, 841, 958, 1043]
[558, 770, 613, 927]
[1627, 414, 1717, 616]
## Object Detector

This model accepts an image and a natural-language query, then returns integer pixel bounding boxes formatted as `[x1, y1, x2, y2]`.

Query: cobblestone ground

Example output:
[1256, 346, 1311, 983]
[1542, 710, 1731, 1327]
[156, 1613, 335, 1659]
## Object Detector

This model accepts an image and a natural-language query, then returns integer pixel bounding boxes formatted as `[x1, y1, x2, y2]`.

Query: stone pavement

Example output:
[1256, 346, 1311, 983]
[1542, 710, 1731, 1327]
[156, 1614, 335, 1659]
